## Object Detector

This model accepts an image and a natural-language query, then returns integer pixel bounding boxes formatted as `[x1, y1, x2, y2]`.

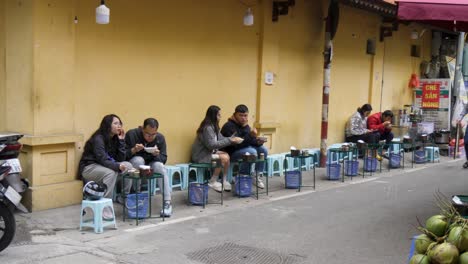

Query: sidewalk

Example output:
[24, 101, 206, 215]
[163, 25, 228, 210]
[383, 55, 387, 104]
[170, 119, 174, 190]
[11, 152, 465, 246]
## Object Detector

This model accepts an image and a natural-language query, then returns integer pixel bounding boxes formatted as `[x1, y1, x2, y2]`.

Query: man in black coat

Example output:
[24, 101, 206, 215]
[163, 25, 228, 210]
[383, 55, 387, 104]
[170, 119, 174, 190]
[221, 105, 268, 188]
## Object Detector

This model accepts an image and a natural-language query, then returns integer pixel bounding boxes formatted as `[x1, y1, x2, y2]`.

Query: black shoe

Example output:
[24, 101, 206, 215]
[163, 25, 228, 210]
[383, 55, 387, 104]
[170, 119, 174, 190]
[463, 162, 468, 169]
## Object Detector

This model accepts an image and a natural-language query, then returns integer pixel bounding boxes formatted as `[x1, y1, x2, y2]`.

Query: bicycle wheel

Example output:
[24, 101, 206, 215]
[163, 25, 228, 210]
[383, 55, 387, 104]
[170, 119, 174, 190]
[0, 202, 15, 253]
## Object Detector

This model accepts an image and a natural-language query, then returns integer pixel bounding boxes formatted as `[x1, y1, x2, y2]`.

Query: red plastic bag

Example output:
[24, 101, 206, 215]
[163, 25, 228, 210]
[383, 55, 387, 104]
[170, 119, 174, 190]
[408, 73, 420, 89]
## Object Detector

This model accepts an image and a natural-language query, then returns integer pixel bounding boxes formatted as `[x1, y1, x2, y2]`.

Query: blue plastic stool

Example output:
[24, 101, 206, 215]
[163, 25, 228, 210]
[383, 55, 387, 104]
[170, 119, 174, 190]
[227, 162, 239, 183]
[80, 198, 117, 234]
[166, 165, 183, 190]
[175, 163, 197, 190]
[425, 146, 440, 162]
[281, 152, 300, 171]
[304, 148, 320, 168]
[266, 154, 284, 176]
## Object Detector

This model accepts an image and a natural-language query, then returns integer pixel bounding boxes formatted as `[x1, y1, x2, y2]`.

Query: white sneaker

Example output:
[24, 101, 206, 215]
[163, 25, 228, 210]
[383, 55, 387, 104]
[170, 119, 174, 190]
[160, 202, 172, 217]
[102, 207, 114, 221]
[253, 177, 265, 189]
[208, 181, 223, 192]
[223, 181, 232, 192]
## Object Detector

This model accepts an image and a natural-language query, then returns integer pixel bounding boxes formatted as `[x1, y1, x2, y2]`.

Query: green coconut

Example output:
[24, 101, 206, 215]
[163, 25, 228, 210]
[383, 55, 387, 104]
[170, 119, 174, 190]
[427, 242, 459, 264]
[426, 215, 448, 237]
[447, 226, 464, 248]
[415, 234, 433, 254]
[460, 252, 468, 264]
[409, 254, 430, 264]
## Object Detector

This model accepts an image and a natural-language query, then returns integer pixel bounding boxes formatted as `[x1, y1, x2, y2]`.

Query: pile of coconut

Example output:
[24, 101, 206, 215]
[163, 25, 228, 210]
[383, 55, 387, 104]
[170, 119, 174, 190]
[410, 194, 468, 264]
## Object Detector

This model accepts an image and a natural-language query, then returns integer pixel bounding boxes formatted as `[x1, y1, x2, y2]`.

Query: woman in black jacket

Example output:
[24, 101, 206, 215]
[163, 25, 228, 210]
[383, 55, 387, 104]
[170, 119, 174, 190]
[78, 114, 133, 219]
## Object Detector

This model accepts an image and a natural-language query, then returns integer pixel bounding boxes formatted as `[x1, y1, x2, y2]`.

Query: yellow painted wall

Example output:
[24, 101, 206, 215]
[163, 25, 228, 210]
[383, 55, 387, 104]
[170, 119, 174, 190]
[381, 23, 431, 111]
[73, 0, 259, 163]
[5, 0, 34, 134]
[4, 0, 432, 160]
[0, 0, 5, 131]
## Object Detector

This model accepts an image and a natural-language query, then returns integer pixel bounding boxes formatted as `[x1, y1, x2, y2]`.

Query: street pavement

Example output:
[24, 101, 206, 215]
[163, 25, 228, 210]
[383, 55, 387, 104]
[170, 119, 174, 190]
[1, 155, 467, 264]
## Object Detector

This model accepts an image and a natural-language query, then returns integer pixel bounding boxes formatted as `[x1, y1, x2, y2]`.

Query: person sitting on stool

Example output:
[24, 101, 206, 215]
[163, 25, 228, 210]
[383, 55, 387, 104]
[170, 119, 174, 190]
[367, 110, 394, 146]
[345, 104, 378, 144]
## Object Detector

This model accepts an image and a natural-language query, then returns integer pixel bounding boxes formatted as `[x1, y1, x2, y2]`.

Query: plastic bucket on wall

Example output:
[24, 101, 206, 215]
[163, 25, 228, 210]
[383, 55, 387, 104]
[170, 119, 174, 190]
[235, 176, 252, 197]
[189, 182, 209, 205]
[126, 193, 149, 219]
[285, 170, 301, 189]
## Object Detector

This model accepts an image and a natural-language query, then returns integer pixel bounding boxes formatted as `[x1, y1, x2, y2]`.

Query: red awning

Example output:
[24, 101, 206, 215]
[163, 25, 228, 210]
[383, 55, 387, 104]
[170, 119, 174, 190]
[396, 0, 468, 31]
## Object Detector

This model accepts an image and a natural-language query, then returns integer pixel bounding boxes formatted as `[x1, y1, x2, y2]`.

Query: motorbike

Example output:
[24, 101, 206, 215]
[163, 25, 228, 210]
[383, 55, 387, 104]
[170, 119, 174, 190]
[0, 133, 29, 253]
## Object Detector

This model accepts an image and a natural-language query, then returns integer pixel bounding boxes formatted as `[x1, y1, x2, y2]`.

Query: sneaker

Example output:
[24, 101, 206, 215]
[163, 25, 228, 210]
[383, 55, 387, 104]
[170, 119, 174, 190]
[223, 181, 232, 192]
[253, 177, 265, 189]
[160, 201, 172, 217]
[208, 181, 223, 192]
[463, 161, 468, 169]
[102, 207, 114, 221]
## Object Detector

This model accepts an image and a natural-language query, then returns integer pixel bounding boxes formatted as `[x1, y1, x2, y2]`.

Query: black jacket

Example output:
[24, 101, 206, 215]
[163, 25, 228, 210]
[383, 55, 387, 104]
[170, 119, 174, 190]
[125, 127, 167, 164]
[78, 134, 126, 176]
[220, 118, 261, 154]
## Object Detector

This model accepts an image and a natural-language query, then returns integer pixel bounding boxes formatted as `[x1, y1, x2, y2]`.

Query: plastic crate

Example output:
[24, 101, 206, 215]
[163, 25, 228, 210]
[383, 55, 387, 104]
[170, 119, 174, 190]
[344, 160, 359, 176]
[285, 170, 301, 189]
[234, 176, 252, 197]
[327, 163, 341, 180]
[452, 195, 468, 217]
[126, 193, 149, 219]
[188, 182, 209, 205]
[364, 157, 377, 172]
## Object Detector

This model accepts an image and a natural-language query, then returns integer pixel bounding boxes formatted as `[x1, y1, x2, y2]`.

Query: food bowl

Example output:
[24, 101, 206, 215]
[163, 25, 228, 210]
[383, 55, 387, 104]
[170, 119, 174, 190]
[144, 147, 158, 153]
[242, 154, 256, 162]
[257, 136, 268, 142]
[290, 149, 300, 157]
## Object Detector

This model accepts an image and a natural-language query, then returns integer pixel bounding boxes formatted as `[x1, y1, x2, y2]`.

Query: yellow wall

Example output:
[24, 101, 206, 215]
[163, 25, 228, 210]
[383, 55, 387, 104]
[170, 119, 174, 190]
[5, 0, 34, 134]
[0, 0, 5, 131]
[72, 0, 259, 163]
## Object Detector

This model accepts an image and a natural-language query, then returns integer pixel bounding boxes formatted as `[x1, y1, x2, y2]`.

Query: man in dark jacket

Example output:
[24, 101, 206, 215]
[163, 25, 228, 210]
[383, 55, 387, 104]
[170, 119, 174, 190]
[221, 105, 268, 188]
[125, 118, 172, 217]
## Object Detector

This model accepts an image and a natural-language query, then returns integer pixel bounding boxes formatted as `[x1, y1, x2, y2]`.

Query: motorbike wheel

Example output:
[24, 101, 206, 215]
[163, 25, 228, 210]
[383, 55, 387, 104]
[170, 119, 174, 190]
[0, 202, 15, 253]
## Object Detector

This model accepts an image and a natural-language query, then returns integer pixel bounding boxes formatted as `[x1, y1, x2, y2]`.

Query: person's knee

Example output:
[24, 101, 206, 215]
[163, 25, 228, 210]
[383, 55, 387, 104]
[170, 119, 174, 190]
[129, 156, 145, 167]
[151, 162, 166, 174]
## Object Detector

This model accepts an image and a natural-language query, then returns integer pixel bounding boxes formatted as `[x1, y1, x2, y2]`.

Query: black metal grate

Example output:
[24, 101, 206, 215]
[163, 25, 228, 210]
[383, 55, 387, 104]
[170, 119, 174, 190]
[186, 242, 303, 264]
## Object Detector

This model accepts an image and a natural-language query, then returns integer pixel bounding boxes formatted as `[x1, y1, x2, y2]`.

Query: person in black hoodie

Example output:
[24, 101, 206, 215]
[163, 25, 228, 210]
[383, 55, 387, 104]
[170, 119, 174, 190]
[125, 118, 172, 217]
[78, 114, 133, 220]
[221, 105, 268, 189]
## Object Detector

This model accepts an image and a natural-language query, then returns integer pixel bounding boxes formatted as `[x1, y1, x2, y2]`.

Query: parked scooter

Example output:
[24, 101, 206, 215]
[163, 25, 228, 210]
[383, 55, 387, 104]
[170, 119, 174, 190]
[0, 133, 29, 253]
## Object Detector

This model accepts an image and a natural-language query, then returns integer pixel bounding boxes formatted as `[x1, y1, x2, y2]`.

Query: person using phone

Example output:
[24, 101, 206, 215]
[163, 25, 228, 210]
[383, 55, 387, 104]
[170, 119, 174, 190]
[78, 114, 133, 221]
[345, 104, 379, 144]
[125, 118, 172, 217]
[220, 104, 268, 189]
[191, 105, 243, 192]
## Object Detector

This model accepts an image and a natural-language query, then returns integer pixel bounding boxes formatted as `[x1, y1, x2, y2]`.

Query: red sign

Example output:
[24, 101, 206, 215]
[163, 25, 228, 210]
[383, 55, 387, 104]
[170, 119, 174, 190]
[421, 83, 440, 109]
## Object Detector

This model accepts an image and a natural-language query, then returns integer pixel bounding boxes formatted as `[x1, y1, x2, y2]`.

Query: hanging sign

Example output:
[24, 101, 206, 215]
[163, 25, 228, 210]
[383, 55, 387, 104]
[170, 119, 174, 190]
[421, 83, 440, 109]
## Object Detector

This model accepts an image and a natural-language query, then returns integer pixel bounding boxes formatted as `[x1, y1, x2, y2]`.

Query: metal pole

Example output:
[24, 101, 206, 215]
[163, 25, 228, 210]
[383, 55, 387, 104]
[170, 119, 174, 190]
[454, 32, 465, 96]
[320, 18, 333, 167]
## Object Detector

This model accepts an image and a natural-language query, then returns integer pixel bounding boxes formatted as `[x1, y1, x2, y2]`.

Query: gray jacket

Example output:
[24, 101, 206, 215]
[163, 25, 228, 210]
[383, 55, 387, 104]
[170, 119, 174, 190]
[191, 125, 231, 163]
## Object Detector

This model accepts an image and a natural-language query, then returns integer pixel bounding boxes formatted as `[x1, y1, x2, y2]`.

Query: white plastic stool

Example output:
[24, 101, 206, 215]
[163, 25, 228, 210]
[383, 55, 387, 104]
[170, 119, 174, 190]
[425, 146, 440, 162]
[80, 198, 117, 234]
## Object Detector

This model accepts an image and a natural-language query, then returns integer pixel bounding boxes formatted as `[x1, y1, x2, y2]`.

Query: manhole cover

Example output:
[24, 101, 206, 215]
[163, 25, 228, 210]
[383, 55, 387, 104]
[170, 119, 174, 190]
[186, 242, 303, 264]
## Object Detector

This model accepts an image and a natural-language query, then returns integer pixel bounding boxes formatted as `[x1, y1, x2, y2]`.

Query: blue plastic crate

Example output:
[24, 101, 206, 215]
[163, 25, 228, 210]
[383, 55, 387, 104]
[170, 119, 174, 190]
[327, 163, 341, 180]
[188, 182, 209, 205]
[234, 176, 252, 197]
[126, 193, 149, 219]
[285, 170, 301, 189]
[364, 157, 377, 172]
[344, 160, 359, 176]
